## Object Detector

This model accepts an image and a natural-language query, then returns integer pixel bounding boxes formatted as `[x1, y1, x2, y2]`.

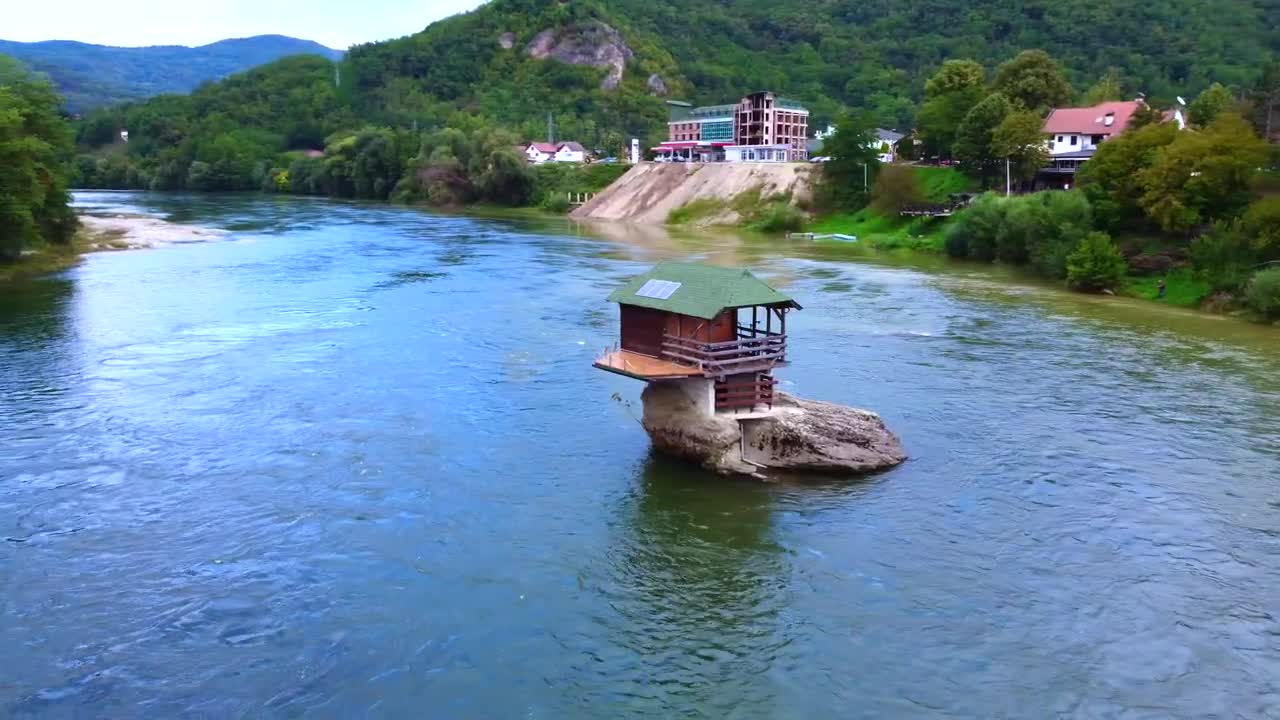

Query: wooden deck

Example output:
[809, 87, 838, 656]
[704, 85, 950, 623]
[593, 350, 704, 381]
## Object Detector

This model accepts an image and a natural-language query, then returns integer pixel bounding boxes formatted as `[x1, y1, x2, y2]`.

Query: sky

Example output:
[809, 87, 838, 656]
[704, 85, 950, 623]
[4, 0, 487, 49]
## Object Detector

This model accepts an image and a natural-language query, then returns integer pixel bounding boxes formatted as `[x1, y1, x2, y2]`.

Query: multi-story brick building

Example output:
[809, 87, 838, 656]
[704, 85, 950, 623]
[732, 92, 809, 161]
[658, 92, 809, 163]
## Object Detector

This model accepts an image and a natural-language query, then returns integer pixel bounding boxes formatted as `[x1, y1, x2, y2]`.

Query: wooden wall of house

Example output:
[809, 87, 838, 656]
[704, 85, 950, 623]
[620, 305, 667, 356]
[661, 312, 737, 344]
[622, 307, 742, 357]
[708, 310, 736, 342]
[665, 313, 707, 343]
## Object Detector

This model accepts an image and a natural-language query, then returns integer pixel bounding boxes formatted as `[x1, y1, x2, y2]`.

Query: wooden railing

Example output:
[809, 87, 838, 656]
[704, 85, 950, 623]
[715, 374, 776, 411]
[660, 333, 787, 377]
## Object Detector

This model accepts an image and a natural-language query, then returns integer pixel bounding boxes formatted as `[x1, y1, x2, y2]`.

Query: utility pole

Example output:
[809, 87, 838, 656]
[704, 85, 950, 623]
[1005, 158, 1011, 197]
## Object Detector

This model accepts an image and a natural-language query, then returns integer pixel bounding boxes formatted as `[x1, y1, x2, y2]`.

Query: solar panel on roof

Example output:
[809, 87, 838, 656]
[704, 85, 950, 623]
[636, 279, 681, 300]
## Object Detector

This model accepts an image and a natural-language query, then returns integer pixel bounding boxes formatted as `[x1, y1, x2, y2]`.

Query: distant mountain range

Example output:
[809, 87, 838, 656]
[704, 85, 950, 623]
[0, 34, 342, 112]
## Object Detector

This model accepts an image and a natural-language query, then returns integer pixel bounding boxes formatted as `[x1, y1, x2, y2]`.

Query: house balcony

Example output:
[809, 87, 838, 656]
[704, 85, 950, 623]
[659, 331, 787, 379]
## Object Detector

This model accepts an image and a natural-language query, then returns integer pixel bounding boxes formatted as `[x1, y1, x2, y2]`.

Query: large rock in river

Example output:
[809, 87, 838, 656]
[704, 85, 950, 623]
[640, 382, 906, 478]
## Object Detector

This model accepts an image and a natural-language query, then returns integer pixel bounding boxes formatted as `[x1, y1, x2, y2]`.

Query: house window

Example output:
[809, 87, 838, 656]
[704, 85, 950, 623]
[1057, 135, 1064, 143]
[1091, 134, 1104, 145]
[1070, 135, 1078, 146]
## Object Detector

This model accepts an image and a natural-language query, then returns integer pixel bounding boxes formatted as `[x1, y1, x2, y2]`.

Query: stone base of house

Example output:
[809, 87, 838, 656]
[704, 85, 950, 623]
[639, 381, 906, 478]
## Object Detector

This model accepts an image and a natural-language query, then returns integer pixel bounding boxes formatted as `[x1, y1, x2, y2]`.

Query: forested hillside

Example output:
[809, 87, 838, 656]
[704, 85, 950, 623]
[68, 0, 1277, 200]
[342, 0, 685, 151]
[342, 0, 1278, 136]
[0, 35, 342, 111]
[607, 0, 1278, 127]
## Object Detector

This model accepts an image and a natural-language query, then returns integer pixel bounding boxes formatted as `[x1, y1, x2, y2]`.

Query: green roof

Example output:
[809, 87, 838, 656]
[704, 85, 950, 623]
[690, 104, 735, 118]
[606, 261, 799, 319]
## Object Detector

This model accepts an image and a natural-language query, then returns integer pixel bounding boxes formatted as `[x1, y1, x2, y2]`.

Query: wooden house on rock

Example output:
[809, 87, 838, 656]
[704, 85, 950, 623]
[594, 261, 800, 414]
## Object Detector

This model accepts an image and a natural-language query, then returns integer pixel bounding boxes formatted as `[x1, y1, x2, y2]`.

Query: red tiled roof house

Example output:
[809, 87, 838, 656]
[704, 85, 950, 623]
[1038, 101, 1144, 187]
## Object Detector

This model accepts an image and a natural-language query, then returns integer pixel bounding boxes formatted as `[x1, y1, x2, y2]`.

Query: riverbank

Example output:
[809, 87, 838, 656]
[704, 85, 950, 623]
[0, 212, 228, 282]
[801, 208, 1268, 319]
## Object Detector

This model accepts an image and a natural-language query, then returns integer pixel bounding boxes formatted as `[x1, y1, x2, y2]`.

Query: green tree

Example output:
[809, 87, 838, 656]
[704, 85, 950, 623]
[925, 59, 987, 96]
[1187, 82, 1234, 127]
[894, 134, 916, 161]
[954, 93, 1012, 186]
[1138, 113, 1270, 233]
[869, 165, 924, 216]
[1083, 69, 1125, 105]
[816, 111, 879, 210]
[0, 56, 77, 262]
[1241, 197, 1280, 261]
[1076, 122, 1180, 232]
[1127, 102, 1166, 130]
[993, 110, 1050, 183]
[1247, 63, 1280, 140]
[469, 127, 535, 205]
[916, 60, 987, 160]
[993, 50, 1072, 113]
[1066, 232, 1126, 291]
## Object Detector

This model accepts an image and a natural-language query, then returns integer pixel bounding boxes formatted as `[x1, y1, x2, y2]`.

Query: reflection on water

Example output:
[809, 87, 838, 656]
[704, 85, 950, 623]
[0, 191, 1277, 717]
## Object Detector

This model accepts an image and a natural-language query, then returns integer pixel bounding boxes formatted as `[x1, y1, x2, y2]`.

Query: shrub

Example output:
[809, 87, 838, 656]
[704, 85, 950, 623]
[869, 165, 924, 217]
[995, 199, 1043, 265]
[944, 194, 1002, 259]
[1029, 191, 1092, 279]
[543, 193, 572, 213]
[667, 198, 728, 225]
[1245, 268, 1280, 318]
[751, 203, 805, 233]
[1066, 232, 1127, 291]
[943, 219, 972, 258]
[1190, 221, 1256, 292]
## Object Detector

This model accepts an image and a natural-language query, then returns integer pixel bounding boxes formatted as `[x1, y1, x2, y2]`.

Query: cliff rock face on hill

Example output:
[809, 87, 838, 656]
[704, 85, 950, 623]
[525, 21, 634, 90]
[640, 383, 907, 478]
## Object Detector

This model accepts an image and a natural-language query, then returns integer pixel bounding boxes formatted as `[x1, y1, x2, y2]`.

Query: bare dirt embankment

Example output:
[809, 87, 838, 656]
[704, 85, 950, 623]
[570, 162, 816, 225]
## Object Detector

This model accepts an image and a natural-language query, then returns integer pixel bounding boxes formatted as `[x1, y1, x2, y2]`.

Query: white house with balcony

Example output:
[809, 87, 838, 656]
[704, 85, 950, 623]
[1042, 100, 1143, 155]
[1037, 98, 1185, 189]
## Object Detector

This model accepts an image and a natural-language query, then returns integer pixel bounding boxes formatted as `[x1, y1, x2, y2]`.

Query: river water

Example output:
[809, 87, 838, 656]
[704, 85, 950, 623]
[2, 192, 1278, 718]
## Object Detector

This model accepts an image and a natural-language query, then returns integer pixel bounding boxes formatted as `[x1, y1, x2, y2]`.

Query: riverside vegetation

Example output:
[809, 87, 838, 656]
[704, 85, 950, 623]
[0, 56, 78, 276]
[803, 54, 1280, 320]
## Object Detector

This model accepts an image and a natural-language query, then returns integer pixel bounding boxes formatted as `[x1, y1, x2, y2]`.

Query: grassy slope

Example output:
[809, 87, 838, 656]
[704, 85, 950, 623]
[806, 208, 948, 251]
[806, 166, 972, 250]
[915, 166, 975, 200]
[1120, 270, 1212, 308]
